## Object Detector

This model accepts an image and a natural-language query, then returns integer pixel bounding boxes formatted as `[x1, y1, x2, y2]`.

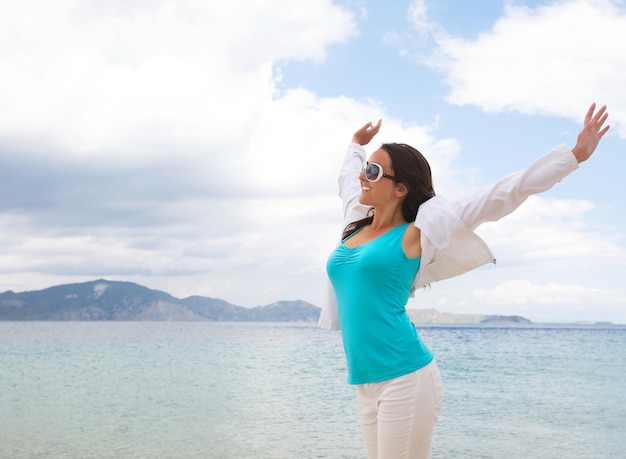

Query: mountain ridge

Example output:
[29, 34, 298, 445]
[0, 279, 319, 322]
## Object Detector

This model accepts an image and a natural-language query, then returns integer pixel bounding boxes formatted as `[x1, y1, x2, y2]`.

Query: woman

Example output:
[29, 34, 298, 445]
[322, 103, 610, 459]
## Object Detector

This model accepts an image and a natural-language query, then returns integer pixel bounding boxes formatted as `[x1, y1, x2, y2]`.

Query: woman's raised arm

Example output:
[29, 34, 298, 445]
[455, 103, 610, 230]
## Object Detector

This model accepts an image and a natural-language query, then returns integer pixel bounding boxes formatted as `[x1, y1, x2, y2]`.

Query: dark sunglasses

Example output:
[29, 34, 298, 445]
[363, 162, 400, 183]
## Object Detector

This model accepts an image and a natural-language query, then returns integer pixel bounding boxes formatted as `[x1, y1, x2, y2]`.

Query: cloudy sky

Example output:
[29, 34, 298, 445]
[0, 0, 625, 323]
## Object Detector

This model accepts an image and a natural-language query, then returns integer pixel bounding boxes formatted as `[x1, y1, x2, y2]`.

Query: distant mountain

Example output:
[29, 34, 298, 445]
[0, 279, 320, 322]
[407, 308, 532, 325]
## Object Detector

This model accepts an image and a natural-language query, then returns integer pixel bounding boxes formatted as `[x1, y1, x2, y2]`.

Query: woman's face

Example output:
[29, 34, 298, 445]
[359, 148, 399, 207]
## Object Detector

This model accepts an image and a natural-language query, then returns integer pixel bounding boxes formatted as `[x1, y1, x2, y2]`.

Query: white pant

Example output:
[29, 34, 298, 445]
[356, 360, 443, 459]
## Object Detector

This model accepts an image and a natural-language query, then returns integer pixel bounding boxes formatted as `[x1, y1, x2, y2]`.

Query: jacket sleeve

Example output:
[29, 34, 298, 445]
[318, 279, 340, 330]
[338, 142, 372, 227]
[318, 143, 372, 331]
[453, 143, 579, 230]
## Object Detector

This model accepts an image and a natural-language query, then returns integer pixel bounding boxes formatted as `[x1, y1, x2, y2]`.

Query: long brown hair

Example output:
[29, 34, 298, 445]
[342, 143, 435, 240]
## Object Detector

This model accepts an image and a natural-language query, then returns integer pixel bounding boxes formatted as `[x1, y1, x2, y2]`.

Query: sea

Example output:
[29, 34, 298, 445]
[1, 321, 625, 459]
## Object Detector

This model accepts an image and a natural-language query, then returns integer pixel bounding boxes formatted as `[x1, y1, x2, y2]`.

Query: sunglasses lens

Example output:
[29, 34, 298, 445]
[365, 163, 381, 182]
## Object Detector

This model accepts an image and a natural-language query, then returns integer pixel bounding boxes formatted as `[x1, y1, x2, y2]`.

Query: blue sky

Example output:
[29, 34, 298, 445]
[0, 0, 624, 323]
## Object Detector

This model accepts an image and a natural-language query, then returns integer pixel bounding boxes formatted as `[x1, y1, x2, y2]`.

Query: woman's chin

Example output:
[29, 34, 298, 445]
[359, 191, 373, 205]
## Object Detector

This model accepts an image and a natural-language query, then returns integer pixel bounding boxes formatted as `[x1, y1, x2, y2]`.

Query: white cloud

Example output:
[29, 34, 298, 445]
[407, 0, 434, 35]
[471, 279, 626, 323]
[423, 0, 626, 136]
[0, 0, 356, 155]
[475, 196, 625, 261]
[407, 273, 626, 323]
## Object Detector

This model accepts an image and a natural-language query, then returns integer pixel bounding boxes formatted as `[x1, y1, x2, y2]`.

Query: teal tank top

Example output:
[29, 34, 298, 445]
[326, 223, 433, 384]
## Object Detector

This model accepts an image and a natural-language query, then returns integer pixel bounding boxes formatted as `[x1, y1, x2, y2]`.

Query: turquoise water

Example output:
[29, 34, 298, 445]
[1, 322, 625, 458]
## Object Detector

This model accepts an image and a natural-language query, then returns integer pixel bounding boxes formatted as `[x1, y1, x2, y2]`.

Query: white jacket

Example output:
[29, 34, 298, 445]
[319, 142, 579, 330]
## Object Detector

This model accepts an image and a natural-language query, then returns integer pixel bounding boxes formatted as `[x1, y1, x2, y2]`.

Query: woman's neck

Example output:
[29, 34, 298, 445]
[369, 206, 406, 231]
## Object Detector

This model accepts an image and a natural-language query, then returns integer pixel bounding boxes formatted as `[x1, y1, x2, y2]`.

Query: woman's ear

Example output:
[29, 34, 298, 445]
[394, 182, 409, 198]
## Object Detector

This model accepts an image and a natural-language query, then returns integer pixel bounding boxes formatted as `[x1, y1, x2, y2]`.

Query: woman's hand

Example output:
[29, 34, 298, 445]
[352, 119, 382, 146]
[572, 103, 610, 163]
